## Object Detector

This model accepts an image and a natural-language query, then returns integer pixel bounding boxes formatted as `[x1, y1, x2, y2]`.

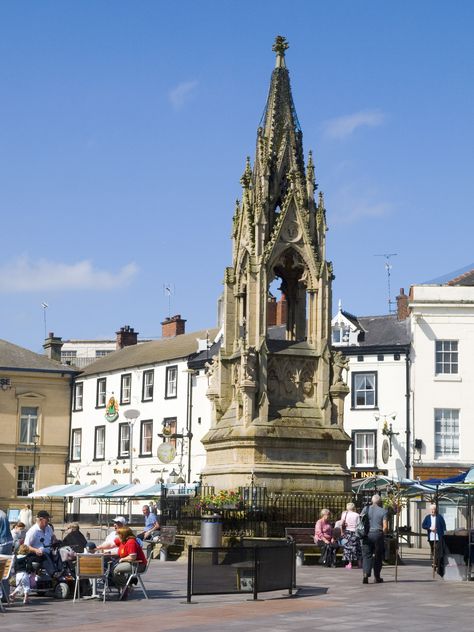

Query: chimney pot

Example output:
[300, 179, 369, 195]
[116, 325, 139, 350]
[43, 333, 63, 362]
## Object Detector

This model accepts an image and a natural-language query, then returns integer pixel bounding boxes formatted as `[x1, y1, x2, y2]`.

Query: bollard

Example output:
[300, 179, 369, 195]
[201, 513, 222, 547]
[296, 550, 304, 566]
[160, 547, 168, 562]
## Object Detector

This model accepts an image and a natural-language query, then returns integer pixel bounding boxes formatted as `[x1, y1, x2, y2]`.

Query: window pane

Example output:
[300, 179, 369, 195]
[141, 421, 153, 454]
[353, 373, 376, 408]
[20, 407, 38, 444]
[435, 408, 459, 456]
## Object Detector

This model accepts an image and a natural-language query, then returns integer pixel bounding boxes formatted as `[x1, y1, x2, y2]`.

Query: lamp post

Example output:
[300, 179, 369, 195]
[124, 408, 140, 524]
[31, 433, 40, 513]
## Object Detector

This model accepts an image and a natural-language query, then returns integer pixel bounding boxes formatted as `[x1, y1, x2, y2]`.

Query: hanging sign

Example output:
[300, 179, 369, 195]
[105, 396, 119, 423]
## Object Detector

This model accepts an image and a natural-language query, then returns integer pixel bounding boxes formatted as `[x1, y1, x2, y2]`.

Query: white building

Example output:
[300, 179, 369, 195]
[410, 268, 474, 483]
[332, 301, 410, 481]
[61, 326, 151, 369]
[69, 317, 219, 519]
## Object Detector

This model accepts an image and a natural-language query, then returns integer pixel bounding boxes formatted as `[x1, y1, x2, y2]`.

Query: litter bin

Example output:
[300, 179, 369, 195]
[201, 513, 222, 547]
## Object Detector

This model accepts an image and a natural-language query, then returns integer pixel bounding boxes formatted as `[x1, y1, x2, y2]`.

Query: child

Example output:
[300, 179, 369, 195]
[9, 544, 34, 604]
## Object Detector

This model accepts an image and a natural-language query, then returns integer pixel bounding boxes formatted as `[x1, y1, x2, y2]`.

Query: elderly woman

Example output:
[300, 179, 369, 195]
[62, 522, 88, 553]
[339, 502, 362, 569]
[113, 527, 147, 598]
[314, 509, 337, 567]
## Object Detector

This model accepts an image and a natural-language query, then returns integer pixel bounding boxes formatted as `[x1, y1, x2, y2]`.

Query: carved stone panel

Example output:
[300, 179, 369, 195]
[267, 355, 317, 408]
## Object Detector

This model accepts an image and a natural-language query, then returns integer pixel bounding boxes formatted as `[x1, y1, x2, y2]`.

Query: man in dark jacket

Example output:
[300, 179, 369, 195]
[361, 494, 388, 584]
[422, 503, 447, 577]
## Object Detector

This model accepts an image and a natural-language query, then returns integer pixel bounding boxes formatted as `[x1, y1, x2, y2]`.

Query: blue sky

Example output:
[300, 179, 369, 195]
[1, 1, 473, 351]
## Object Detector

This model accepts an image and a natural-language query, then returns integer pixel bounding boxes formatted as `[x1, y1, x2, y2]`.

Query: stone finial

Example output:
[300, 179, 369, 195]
[272, 35, 289, 56]
[272, 35, 289, 68]
[240, 156, 252, 188]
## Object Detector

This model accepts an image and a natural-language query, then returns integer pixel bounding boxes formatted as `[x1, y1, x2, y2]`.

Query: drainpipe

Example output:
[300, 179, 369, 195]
[405, 350, 411, 529]
[185, 368, 195, 484]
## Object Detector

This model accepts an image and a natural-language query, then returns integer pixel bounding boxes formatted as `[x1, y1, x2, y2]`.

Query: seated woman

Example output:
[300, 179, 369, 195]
[113, 527, 147, 599]
[62, 523, 88, 553]
[314, 508, 338, 567]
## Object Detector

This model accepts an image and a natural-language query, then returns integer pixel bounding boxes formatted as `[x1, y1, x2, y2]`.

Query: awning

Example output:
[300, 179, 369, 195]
[28, 484, 89, 498]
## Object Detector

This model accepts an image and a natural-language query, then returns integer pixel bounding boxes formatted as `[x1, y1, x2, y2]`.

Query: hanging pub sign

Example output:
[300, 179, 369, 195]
[105, 396, 119, 422]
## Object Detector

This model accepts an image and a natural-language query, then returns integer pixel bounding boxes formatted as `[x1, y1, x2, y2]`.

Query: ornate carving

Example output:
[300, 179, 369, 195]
[272, 35, 289, 56]
[331, 351, 349, 386]
[267, 356, 317, 406]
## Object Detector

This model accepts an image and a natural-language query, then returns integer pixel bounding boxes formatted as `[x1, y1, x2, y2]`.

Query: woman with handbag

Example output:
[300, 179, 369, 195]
[339, 502, 362, 569]
[314, 509, 338, 567]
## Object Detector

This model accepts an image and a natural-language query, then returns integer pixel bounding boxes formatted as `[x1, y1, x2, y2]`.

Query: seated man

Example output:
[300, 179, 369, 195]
[62, 523, 88, 553]
[96, 516, 127, 555]
[24, 510, 57, 576]
[137, 505, 160, 541]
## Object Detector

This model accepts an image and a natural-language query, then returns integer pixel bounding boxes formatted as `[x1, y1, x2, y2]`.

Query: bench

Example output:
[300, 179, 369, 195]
[285, 528, 343, 566]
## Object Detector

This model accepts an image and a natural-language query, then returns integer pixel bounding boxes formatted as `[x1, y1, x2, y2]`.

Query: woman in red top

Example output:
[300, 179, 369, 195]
[112, 527, 147, 594]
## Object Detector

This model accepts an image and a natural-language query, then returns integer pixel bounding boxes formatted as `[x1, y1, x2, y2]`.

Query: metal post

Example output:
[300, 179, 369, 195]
[186, 545, 193, 603]
[253, 546, 258, 601]
[31, 434, 39, 514]
[128, 420, 134, 524]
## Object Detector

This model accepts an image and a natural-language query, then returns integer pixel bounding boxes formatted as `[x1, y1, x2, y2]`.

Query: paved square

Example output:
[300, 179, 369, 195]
[2, 556, 471, 631]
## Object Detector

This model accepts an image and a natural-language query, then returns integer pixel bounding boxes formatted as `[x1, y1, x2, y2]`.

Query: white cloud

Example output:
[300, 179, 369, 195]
[330, 185, 392, 225]
[0, 257, 138, 292]
[168, 80, 198, 109]
[323, 109, 386, 140]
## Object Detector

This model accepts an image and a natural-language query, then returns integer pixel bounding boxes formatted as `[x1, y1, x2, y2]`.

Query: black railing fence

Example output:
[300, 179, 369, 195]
[162, 486, 352, 537]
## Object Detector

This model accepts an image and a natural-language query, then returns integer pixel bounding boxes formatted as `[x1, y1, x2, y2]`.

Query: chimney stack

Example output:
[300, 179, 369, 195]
[267, 295, 277, 327]
[161, 314, 186, 338]
[396, 288, 409, 321]
[276, 294, 288, 326]
[116, 325, 138, 350]
[43, 332, 63, 362]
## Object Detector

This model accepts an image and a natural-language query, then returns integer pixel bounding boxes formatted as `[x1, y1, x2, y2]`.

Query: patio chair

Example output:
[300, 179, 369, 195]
[0, 558, 9, 612]
[119, 550, 152, 601]
[73, 554, 107, 603]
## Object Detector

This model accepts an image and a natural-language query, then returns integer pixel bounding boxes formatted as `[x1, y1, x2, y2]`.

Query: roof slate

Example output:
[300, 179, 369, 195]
[80, 328, 219, 376]
[0, 339, 77, 373]
[357, 315, 410, 347]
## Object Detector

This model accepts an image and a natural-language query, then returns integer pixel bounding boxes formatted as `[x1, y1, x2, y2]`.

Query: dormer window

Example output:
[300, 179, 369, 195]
[332, 327, 342, 344]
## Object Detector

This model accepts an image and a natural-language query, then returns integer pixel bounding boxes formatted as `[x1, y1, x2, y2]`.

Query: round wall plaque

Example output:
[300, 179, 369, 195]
[157, 442, 176, 464]
[382, 439, 390, 464]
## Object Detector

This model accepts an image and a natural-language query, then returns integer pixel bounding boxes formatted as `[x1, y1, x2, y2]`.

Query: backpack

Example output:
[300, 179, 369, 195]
[355, 508, 370, 539]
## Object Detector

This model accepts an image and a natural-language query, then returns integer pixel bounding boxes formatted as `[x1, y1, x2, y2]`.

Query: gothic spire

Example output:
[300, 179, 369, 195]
[255, 35, 304, 212]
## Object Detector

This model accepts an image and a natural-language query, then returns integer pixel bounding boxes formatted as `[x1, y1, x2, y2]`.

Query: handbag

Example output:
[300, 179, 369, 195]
[355, 507, 370, 539]
[341, 511, 348, 532]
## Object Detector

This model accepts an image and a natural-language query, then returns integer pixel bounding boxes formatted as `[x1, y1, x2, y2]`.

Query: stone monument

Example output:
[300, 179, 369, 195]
[202, 37, 350, 493]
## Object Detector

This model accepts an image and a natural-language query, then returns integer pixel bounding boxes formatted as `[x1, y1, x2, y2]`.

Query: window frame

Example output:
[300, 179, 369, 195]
[165, 365, 178, 399]
[17, 465, 35, 497]
[142, 369, 154, 402]
[351, 430, 377, 468]
[351, 371, 378, 409]
[71, 429, 82, 461]
[73, 382, 83, 411]
[19, 407, 39, 445]
[435, 340, 459, 375]
[140, 419, 153, 457]
[118, 422, 130, 457]
[434, 408, 460, 457]
[120, 373, 132, 405]
[94, 425, 106, 461]
[96, 377, 107, 408]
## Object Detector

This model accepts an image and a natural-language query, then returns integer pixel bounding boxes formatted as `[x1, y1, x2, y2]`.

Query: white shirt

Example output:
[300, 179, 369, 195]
[429, 515, 439, 541]
[100, 530, 119, 555]
[24, 523, 54, 552]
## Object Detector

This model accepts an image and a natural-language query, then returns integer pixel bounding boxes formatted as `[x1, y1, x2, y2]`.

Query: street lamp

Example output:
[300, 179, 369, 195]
[31, 433, 40, 513]
[123, 408, 140, 524]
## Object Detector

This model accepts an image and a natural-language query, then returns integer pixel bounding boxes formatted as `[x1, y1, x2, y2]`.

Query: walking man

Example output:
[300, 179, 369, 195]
[361, 494, 388, 584]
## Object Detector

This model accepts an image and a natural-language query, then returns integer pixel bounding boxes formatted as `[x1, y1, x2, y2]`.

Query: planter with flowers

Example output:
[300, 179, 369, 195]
[197, 489, 244, 514]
